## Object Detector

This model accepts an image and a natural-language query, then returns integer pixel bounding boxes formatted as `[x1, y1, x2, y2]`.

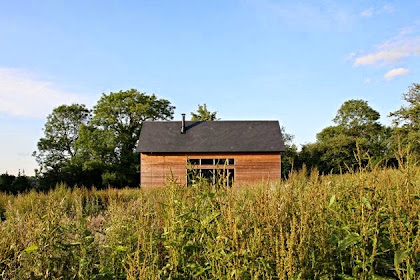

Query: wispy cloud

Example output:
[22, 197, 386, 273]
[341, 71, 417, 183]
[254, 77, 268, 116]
[244, 0, 355, 32]
[360, 8, 374, 18]
[384, 68, 409, 80]
[364, 78, 372, 84]
[382, 4, 395, 14]
[345, 52, 357, 61]
[351, 23, 419, 68]
[349, 22, 418, 81]
[353, 36, 420, 66]
[360, 4, 394, 18]
[0, 68, 89, 118]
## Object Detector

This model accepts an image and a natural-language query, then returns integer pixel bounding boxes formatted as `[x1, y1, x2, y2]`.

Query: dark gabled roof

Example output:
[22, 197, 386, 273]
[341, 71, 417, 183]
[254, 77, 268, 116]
[136, 120, 285, 153]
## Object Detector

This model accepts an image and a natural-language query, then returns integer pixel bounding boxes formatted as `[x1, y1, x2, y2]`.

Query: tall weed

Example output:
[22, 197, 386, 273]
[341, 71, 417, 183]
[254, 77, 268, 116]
[0, 166, 418, 279]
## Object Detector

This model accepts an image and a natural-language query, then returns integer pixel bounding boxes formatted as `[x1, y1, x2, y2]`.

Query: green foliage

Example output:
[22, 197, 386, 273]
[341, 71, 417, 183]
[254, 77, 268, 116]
[0, 166, 418, 279]
[0, 173, 15, 193]
[75, 89, 175, 188]
[33, 104, 91, 170]
[298, 99, 392, 174]
[191, 103, 218, 121]
[389, 83, 419, 129]
[280, 126, 298, 178]
[0, 173, 31, 194]
[388, 83, 420, 160]
[33, 90, 175, 189]
[32, 104, 92, 189]
[333, 99, 381, 135]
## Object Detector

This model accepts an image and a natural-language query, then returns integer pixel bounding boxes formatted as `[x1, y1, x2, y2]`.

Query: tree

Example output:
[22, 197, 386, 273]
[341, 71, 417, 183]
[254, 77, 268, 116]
[388, 83, 420, 158]
[299, 99, 390, 174]
[11, 173, 31, 194]
[0, 171, 31, 194]
[316, 126, 343, 142]
[333, 99, 381, 137]
[331, 99, 389, 163]
[75, 89, 175, 187]
[33, 104, 92, 189]
[33, 104, 91, 171]
[191, 104, 218, 121]
[280, 126, 298, 178]
[389, 83, 419, 128]
[0, 173, 15, 193]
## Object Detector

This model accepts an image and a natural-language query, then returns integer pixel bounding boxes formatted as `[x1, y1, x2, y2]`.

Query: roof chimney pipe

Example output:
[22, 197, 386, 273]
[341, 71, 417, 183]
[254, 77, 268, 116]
[181, 113, 186, 134]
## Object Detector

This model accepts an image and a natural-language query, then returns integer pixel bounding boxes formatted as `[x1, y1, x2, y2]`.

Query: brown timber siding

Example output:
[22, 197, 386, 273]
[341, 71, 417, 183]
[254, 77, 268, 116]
[140, 153, 281, 188]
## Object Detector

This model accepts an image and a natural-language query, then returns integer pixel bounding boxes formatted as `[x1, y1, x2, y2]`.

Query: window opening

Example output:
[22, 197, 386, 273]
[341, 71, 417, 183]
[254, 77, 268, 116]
[200, 159, 214, 165]
[187, 159, 200, 165]
[186, 158, 235, 187]
[186, 158, 235, 166]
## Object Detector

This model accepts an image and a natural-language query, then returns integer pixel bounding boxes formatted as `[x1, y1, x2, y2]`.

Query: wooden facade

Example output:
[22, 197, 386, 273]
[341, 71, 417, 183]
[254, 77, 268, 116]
[140, 152, 281, 188]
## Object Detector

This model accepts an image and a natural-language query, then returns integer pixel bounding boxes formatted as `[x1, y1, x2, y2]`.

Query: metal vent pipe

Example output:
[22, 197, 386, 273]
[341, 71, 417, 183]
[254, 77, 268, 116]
[181, 113, 186, 134]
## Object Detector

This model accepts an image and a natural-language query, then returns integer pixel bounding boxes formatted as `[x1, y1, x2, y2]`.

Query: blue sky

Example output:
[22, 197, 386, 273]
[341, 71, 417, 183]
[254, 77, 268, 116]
[0, 0, 419, 175]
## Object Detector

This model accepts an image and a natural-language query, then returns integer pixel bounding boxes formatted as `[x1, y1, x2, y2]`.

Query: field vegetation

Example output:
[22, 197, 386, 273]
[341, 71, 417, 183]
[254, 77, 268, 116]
[0, 158, 418, 279]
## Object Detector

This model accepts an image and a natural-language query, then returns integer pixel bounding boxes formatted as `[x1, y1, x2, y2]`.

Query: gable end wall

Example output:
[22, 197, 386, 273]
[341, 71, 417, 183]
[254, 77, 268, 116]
[140, 153, 281, 187]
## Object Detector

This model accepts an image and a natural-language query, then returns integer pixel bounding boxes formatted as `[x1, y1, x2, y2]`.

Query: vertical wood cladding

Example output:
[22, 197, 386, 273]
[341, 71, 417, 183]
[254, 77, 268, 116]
[140, 153, 281, 188]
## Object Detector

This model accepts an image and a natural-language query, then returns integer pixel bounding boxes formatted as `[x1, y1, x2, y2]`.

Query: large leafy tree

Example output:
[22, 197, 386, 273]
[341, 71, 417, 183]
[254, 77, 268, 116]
[76, 89, 175, 187]
[191, 103, 218, 121]
[331, 99, 389, 162]
[33, 104, 91, 171]
[333, 99, 381, 137]
[33, 104, 91, 189]
[299, 99, 390, 173]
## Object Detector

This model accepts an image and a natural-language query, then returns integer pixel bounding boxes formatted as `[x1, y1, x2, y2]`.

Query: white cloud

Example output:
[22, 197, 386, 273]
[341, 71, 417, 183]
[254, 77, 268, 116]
[350, 23, 418, 80]
[384, 68, 409, 80]
[0, 68, 89, 118]
[353, 36, 420, 66]
[364, 78, 372, 84]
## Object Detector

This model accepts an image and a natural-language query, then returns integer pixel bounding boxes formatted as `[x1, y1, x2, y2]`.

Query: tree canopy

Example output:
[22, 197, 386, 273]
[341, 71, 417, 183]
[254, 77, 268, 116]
[33, 104, 91, 171]
[389, 83, 419, 129]
[298, 99, 391, 173]
[333, 99, 382, 137]
[33, 89, 175, 189]
[191, 104, 218, 121]
[388, 83, 420, 158]
[75, 89, 175, 187]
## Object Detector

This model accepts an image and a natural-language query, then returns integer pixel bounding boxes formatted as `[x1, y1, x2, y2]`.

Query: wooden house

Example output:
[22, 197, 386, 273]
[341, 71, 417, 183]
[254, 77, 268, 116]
[136, 114, 285, 187]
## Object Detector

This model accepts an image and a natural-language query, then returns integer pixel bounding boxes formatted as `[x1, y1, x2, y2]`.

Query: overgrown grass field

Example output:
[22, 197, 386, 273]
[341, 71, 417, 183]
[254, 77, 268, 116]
[0, 164, 418, 279]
